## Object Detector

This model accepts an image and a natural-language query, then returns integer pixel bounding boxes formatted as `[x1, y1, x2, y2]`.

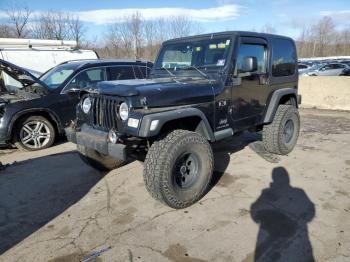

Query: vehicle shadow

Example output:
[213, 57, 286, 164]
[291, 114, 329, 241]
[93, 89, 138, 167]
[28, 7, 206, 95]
[0, 151, 103, 255]
[250, 167, 315, 261]
[209, 131, 277, 189]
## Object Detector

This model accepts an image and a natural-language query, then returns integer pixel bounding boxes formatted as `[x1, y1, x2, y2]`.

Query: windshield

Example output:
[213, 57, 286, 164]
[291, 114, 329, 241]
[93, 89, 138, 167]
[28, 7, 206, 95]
[40, 63, 79, 89]
[155, 37, 232, 75]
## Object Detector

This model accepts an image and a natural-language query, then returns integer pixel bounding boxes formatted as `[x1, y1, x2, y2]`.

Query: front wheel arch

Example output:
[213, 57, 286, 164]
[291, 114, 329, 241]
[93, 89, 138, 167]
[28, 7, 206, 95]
[138, 108, 215, 141]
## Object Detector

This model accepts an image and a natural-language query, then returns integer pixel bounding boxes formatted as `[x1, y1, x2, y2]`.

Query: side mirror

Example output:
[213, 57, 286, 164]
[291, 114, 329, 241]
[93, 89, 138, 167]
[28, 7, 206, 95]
[65, 86, 80, 97]
[241, 56, 258, 73]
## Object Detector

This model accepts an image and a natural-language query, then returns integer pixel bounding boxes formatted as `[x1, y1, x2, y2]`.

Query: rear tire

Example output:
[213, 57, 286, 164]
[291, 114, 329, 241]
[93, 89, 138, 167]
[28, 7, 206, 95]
[262, 105, 300, 155]
[14, 115, 55, 151]
[77, 144, 125, 171]
[143, 130, 214, 209]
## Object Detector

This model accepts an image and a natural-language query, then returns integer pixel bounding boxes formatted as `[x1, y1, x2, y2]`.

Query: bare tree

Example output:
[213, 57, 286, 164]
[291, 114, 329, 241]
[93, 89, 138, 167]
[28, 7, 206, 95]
[5, 3, 31, 37]
[31, 11, 86, 46]
[129, 12, 143, 59]
[69, 15, 86, 47]
[295, 16, 350, 58]
[0, 24, 12, 37]
[105, 13, 202, 60]
[312, 16, 335, 57]
[260, 24, 276, 34]
[167, 16, 194, 38]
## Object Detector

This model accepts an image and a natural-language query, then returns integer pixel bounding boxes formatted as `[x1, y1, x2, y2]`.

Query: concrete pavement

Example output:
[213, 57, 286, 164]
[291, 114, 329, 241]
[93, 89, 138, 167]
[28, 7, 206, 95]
[0, 108, 349, 262]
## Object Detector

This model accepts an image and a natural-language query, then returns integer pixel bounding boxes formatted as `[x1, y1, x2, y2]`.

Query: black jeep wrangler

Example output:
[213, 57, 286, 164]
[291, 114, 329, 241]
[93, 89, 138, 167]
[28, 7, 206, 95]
[66, 31, 301, 209]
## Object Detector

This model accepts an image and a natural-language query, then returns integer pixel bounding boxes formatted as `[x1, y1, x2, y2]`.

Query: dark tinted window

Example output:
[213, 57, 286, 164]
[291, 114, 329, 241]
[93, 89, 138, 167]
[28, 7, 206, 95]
[333, 63, 346, 69]
[298, 64, 308, 69]
[237, 44, 266, 73]
[132, 66, 152, 79]
[271, 39, 296, 77]
[107, 66, 135, 80]
[133, 66, 144, 79]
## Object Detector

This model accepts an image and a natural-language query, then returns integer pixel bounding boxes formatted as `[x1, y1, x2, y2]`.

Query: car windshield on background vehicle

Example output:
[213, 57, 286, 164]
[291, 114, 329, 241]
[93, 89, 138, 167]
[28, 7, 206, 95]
[154, 37, 232, 76]
[39, 63, 79, 89]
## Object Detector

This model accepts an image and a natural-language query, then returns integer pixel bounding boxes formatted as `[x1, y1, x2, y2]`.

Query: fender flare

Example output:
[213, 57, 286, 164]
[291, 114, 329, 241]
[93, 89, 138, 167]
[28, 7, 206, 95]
[263, 88, 298, 124]
[7, 108, 63, 138]
[138, 107, 215, 141]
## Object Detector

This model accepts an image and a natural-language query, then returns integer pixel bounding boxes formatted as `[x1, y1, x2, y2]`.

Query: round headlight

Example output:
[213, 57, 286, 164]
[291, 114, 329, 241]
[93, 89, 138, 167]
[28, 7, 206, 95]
[119, 102, 129, 121]
[82, 97, 92, 114]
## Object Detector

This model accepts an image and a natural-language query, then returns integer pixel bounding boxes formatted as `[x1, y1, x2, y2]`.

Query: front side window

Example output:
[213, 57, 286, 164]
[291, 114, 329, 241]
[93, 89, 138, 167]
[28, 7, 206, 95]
[155, 37, 232, 75]
[271, 39, 296, 77]
[321, 64, 333, 70]
[66, 68, 105, 90]
[237, 43, 266, 74]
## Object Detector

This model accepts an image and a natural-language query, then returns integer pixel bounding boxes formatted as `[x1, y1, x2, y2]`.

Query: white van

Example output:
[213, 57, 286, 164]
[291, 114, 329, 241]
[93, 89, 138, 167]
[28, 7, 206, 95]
[0, 38, 98, 91]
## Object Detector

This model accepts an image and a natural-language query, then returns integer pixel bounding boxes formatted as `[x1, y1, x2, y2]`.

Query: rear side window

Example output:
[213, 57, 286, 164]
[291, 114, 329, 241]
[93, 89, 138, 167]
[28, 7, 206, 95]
[133, 66, 152, 79]
[271, 39, 296, 77]
[107, 66, 135, 80]
[133, 66, 144, 79]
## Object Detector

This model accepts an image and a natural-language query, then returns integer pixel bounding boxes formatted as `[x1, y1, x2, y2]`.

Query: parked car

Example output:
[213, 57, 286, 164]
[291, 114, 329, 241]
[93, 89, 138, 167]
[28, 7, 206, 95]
[340, 67, 350, 76]
[302, 62, 349, 76]
[298, 63, 312, 75]
[66, 31, 301, 209]
[0, 38, 98, 91]
[0, 59, 153, 150]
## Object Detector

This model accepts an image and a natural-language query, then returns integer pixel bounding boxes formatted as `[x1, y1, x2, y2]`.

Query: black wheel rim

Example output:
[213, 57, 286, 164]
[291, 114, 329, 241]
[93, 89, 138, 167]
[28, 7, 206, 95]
[173, 152, 201, 189]
[283, 119, 294, 144]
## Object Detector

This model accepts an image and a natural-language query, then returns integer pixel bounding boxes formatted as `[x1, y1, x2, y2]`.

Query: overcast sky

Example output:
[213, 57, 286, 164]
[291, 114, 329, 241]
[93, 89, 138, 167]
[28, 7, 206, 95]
[0, 0, 349, 41]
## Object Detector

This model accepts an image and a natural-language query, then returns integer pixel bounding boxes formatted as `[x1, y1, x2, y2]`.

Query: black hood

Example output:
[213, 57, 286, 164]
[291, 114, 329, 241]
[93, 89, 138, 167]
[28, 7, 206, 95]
[0, 59, 49, 91]
[93, 77, 219, 107]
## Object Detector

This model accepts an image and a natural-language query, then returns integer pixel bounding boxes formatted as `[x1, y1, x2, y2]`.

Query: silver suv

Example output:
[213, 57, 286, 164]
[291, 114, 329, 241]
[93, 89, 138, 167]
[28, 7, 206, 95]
[302, 63, 349, 76]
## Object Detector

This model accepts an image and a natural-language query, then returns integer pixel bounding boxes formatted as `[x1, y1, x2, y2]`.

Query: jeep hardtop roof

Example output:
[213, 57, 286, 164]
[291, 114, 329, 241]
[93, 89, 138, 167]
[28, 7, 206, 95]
[162, 31, 294, 45]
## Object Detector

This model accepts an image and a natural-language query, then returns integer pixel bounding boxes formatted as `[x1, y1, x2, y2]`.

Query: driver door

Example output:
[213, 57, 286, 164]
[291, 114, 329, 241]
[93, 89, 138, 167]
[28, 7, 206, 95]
[230, 37, 268, 130]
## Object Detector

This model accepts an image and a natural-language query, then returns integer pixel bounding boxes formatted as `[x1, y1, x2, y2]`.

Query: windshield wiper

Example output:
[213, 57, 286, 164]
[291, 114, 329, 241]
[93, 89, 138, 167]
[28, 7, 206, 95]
[180, 65, 209, 79]
[160, 66, 176, 77]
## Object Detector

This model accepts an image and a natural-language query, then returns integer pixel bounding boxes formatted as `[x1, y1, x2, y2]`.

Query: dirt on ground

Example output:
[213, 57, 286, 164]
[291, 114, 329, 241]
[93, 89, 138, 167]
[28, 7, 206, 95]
[0, 108, 349, 262]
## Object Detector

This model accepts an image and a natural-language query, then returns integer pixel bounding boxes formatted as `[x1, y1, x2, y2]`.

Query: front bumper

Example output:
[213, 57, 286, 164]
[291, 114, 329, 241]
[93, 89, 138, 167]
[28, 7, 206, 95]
[66, 124, 126, 161]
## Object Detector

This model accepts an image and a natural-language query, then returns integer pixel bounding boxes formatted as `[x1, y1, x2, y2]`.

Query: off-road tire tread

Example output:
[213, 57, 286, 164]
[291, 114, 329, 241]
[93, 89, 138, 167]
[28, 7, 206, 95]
[262, 105, 299, 155]
[143, 129, 213, 209]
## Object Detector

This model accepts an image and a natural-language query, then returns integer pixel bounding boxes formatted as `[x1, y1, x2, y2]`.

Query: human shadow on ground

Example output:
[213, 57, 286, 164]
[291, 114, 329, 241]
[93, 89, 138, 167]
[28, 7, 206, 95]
[0, 151, 103, 254]
[250, 167, 315, 262]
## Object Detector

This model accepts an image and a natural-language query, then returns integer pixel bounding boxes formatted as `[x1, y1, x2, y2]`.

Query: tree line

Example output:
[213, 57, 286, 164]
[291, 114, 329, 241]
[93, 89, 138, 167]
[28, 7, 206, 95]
[296, 16, 350, 58]
[0, 3, 349, 60]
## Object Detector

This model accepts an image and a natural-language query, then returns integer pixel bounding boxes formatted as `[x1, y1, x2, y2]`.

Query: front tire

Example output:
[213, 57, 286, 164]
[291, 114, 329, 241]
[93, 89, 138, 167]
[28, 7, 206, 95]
[77, 144, 125, 171]
[262, 105, 300, 155]
[14, 115, 55, 151]
[143, 130, 214, 209]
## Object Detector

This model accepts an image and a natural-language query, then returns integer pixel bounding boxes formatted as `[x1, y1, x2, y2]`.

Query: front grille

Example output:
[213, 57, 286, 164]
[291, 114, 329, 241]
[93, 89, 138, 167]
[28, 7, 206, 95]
[92, 95, 120, 130]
